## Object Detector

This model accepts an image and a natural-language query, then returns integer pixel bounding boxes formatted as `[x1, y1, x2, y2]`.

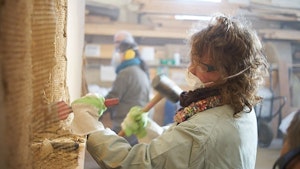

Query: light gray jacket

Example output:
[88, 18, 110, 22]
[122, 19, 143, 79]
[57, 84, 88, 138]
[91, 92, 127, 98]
[105, 65, 150, 132]
[87, 105, 258, 169]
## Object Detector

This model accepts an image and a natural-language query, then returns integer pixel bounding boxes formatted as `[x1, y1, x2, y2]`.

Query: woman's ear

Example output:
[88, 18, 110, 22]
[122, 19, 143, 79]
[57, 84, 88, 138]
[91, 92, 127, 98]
[124, 49, 135, 60]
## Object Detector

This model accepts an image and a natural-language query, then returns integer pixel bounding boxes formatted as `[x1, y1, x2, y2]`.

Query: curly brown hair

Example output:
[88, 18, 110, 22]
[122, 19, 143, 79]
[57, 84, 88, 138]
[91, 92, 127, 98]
[188, 14, 269, 115]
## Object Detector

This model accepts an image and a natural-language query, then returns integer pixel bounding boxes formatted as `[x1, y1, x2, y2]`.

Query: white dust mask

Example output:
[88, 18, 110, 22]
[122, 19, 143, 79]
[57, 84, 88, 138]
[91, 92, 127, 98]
[185, 66, 250, 90]
[111, 52, 122, 68]
[185, 69, 206, 89]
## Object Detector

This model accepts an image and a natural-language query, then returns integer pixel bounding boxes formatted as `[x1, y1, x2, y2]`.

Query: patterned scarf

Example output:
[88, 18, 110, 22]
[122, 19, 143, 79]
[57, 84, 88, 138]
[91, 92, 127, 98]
[174, 88, 223, 124]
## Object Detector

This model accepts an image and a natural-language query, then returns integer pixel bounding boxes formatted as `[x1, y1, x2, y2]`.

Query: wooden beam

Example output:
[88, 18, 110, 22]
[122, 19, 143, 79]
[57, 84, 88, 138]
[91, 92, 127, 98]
[85, 15, 112, 23]
[138, 1, 241, 16]
[250, 1, 300, 13]
[85, 23, 189, 39]
[147, 15, 196, 29]
[246, 5, 300, 22]
[258, 14, 300, 22]
[258, 29, 300, 41]
[85, 24, 300, 41]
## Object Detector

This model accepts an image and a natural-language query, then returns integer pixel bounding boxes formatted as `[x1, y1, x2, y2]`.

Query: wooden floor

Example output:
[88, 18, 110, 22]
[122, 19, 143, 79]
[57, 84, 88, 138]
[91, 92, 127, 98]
[84, 149, 100, 169]
[84, 139, 283, 169]
[255, 138, 282, 169]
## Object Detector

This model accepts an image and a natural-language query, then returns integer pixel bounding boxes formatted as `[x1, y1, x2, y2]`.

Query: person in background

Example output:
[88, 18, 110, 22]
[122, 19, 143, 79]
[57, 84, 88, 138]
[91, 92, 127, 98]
[273, 110, 300, 169]
[103, 38, 151, 146]
[111, 30, 136, 68]
[69, 13, 268, 169]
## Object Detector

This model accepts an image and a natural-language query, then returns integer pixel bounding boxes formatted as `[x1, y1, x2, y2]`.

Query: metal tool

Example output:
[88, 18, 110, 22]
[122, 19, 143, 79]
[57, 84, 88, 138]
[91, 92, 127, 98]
[118, 74, 182, 136]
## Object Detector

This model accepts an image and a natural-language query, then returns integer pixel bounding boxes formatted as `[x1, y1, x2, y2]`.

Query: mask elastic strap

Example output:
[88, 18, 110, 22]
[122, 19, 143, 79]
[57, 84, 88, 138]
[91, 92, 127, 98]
[225, 66, 251, 80]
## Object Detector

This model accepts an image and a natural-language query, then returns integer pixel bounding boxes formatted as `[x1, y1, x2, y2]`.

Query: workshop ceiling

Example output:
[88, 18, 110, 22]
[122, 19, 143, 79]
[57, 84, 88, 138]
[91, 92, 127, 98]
[85, 0, 300, 43]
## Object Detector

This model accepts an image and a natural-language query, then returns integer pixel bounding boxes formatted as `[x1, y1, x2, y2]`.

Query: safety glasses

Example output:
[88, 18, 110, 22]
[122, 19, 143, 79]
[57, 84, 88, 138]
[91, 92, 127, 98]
[198, 62, 216, 72]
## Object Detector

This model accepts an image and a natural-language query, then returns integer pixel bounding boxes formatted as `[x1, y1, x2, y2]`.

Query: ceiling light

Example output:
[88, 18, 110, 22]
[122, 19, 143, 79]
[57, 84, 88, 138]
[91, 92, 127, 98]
[174, 15, 212, 21]
[191, 0, 221, 2]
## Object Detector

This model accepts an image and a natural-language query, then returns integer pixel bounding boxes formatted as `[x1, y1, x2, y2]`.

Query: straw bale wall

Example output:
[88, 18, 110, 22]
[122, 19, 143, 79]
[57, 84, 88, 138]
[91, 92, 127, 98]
[0, 0, 82, 168]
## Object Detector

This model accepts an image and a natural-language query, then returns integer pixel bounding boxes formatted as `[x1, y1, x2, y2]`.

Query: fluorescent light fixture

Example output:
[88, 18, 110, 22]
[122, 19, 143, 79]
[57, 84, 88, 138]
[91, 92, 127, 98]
[191, 0, 221, 2]
[175, 15, 212, 21]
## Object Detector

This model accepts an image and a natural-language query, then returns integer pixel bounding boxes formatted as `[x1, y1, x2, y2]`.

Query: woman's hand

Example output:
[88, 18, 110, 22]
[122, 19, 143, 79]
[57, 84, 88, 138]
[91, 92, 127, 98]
[121, 106, 148, 138]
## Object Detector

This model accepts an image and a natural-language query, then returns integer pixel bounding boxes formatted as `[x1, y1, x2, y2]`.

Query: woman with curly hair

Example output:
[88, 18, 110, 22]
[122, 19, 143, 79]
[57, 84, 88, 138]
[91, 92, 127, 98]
[67, 13, 269, 169]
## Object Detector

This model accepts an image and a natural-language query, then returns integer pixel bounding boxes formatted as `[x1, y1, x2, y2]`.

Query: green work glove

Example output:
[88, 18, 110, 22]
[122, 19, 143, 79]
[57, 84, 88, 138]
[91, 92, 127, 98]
[70, 93, 107, 135]
[71, 93, 107, 117]
[121, 106, 148, 138]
